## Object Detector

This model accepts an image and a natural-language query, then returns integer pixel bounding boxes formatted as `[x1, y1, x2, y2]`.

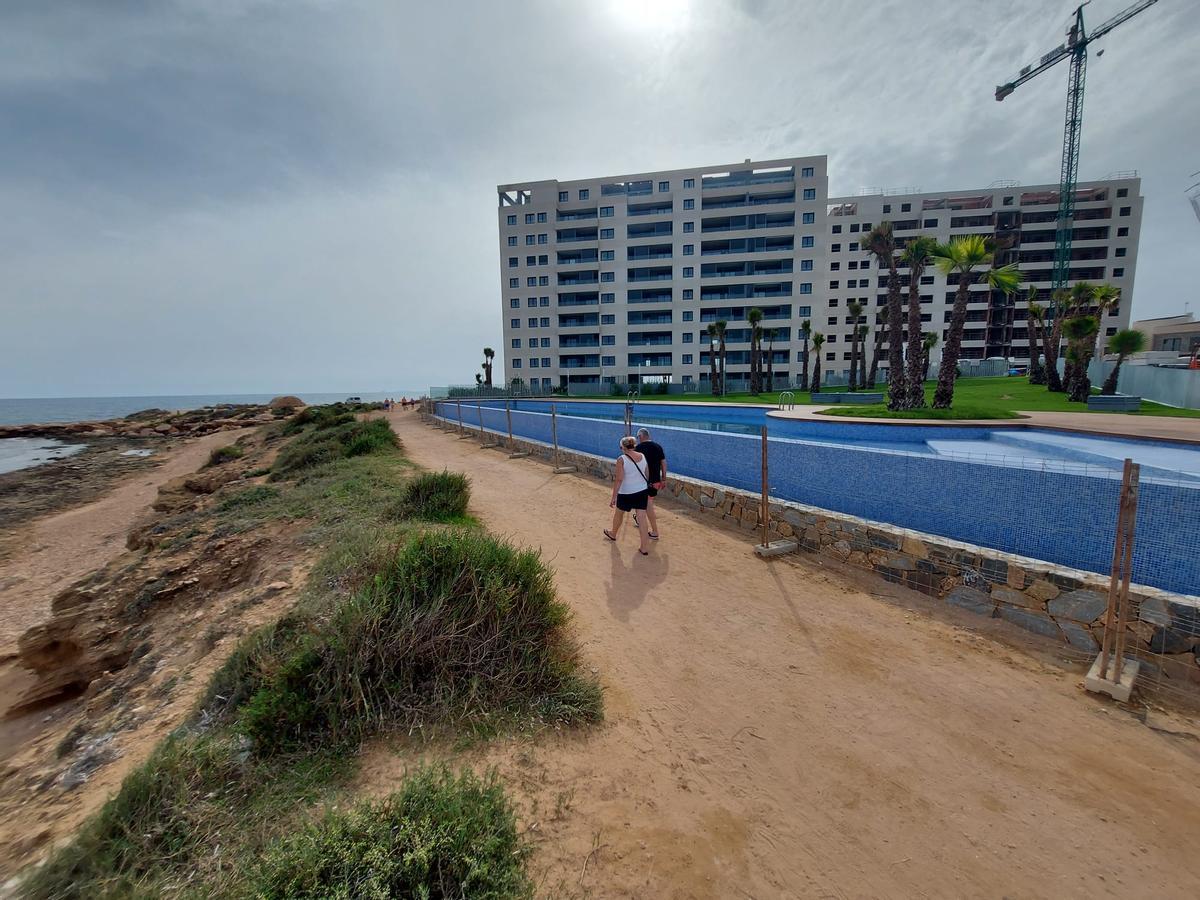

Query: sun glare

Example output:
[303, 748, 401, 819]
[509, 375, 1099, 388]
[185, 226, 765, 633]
[606, 0, 691, 34]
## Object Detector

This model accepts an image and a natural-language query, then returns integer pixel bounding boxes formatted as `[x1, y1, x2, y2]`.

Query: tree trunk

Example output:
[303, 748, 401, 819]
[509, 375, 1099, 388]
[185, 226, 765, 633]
[1068, 351, 1093, 402]
[848, 329, 859, 391]
[866, 329, 882, 390]
[932, 274, 972, 408]
[719, 338, 728, 395]
[886, 258, 905, 409]
[750, 330, 760, 394]
[1045, 315, 1065, 392]
[709, 350, 719, 395]
[904, 278, 926, 409]
[766, 340, 775, 392]
[1101, 355, 1123, 395]
[800, 339, 809, 391]
[811, 357, 822, 393]
[921, 350, 931, 383]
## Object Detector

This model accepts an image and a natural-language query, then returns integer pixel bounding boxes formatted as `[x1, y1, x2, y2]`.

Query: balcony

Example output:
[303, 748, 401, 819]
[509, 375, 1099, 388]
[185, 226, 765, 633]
[557, 250, 598, 265]
[1020, 226, 1110, 244]
[628, 243, 673, 260]
[628, 353, 673, 367]
[559, 335, 600, 348]
[700, 282, 793, 301]
[556, 209, 598, 222]
[628, 311, 672, 325]
[557, 292, 599, 307]
[628, 288, 672, 304]
[557, 270, 599, 286]
[628, 201, 673, 217]
[628, 222, 673, 239]
[558, 313, 599, 328]
[602, 179, 652, 196]
[702, 168, 794, 190]
[700, 303, 792, 322]
[628, 331, 673, 347]
[557, 227, 598, 243]
[628, 266, 673, 282]
[559, 354, 601, 369]
[701, 237, 794, 255]
[701, 213, 794, 233]
[702, 191, 794, 211]
[701, 260, 793, 278]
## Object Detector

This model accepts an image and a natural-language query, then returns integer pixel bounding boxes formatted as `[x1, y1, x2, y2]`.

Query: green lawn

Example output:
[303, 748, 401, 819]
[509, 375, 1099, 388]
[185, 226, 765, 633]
[618, 377, 1200, 419]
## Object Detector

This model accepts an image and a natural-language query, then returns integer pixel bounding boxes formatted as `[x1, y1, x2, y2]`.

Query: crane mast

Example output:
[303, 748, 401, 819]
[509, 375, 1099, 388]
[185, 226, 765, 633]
[995, 0, 1160, 295]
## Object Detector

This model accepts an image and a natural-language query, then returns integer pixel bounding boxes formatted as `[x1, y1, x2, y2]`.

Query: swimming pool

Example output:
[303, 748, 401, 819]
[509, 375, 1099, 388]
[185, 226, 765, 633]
[435, 398, 1200, 597]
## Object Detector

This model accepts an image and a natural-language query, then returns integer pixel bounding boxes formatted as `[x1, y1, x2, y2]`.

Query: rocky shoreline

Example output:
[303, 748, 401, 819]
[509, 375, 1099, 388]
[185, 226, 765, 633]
[0, 401, 293, 441]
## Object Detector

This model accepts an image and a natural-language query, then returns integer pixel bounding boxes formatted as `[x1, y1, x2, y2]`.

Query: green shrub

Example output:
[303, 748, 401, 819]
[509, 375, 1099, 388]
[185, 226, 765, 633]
[271, 419, 399, 479]
[395, 470, 470, 521]
[218, 485, 281, 511]
[206, 444, 245, 467]
[235, 529, 601, 752]
[249, 767, 531, 900]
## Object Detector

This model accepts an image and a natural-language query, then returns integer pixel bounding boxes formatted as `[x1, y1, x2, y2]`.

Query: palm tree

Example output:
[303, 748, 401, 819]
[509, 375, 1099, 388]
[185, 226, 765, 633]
[1090, 282, 1121, 360]
[810, 333, 825, 394]
[921, 331, 939, 383]
[706, 322, 720, 395]
[846, 300, 863, 390]
[1100, 328, 1146, 395]
[715, 319, 729, 396]
[747, 307, 764, 394]
[1025, 290, 1047, 385]
[862, 222, 904, 407]
[1062, 315, 1099, 402]
[799, 319, 812, 391]
[1043, 288, 1069, 392]
[858, 324, 870, 389]
[930, 235, 1021, 409]
[865, 308, 885, 390]
[900, 236, 938, 408]
[1061, 283, 1099, 396]
[482, 347, 495, 388]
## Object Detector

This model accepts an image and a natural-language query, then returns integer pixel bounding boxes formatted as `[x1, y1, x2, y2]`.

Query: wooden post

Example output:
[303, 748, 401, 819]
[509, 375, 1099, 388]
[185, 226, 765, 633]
[1099, 459, 1133, 677]
[505, 401, 514, 449]
[550, 402, 575, 473]
[760, 425, 769, 548]
[1112, 462, 1141, 684]
[1089, 459, 1142, 700]
[456, 399, 464, 435]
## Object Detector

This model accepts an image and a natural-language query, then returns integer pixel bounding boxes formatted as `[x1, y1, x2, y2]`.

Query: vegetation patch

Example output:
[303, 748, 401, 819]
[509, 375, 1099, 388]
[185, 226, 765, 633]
[271, 418, 399, 479]
[820, 403, 1021, 420]
[249, 766, 531, 900]
[394, 470, 471, 522]
[205, 444, 245, 467]
[217, 484, 281, 511]
[228, 527, 600, 752]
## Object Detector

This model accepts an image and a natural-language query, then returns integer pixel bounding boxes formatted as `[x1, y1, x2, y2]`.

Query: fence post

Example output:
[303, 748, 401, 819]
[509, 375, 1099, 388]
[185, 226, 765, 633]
[1088, 458, 1141, 701]
[478, 402, 497, 447]
[505, 400, 528, 459]
[456, 399, 464, 435]
[550, 402, 575, 474]
[457, 398, 472, 439]
[760, 425, 769, 548]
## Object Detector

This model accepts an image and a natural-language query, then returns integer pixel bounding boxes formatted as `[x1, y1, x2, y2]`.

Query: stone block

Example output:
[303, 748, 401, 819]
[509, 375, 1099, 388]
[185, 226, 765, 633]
[999, 606, 1063, 641]
[830, 540, 851, 561]
[1007, 564, 1029, 590]
[1138, 595, 1170, 628]
[1048, 589, 1108, 625]
[946, 586, 995, 617]
[1048, 572, 1084, 592]
[781, 509, 805, 528]
[699, 493, 721, 509]
[868, 529, 900, 551]
[991, 586, 1040, 610]
[901, 536, 929, 559]
[754, 540, 798, 558]
[1057, 620, 1099, 652]
[776, 522, 794, 538]
[1168, 600, 1200, 638]
[876, 566, 905, 586]
[1085, 655, 1140, 703]
[1026, 579, 1060, 603]
[848, 551, 869, 566]
[904, 569, 940, 597]
[883, 556, 916, 572]
[1149, 627, 1194, 655]
[980, 557, 1008, 584]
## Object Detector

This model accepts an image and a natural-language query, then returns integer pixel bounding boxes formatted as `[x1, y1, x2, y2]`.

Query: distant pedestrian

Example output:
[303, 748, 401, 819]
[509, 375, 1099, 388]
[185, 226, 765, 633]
[604, 436, 652, 555]
[633, 427, 666, 540]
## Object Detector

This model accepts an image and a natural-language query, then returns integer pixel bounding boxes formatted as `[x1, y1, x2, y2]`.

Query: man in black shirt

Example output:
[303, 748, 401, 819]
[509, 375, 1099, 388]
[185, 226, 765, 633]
[634, 427, 667, 540]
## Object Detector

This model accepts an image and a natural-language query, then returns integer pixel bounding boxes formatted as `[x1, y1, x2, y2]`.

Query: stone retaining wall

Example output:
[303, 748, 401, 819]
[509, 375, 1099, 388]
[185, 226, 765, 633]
[428, 414, 1200, 691]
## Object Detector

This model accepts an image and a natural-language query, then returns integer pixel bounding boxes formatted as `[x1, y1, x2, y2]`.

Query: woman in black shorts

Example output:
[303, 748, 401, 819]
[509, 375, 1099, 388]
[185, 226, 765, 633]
[604, 435, 652, 555]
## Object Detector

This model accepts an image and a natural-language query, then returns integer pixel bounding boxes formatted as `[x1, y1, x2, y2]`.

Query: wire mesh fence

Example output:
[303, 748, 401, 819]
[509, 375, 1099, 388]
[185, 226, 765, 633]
[428, 398, 1200, 702]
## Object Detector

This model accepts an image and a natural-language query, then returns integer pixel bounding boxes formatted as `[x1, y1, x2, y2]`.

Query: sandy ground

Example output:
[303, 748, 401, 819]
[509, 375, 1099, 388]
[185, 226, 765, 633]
[375, 409, 1200, 899]
[0, 429, 251, 658]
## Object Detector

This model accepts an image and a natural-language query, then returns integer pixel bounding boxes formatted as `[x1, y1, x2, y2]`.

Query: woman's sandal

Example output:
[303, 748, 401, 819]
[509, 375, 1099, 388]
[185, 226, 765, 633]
[638, 549, 649, 555]
[603, 529, 617, 541]
[648, 532, 659, 540]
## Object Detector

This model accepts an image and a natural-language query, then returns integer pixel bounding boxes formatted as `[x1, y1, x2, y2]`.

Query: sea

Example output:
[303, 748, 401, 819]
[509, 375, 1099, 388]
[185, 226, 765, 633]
[0, 391, 425, 427]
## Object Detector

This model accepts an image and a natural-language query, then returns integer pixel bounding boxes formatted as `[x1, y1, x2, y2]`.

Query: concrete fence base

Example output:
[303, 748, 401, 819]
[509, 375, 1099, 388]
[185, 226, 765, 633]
[427, 414, 1200, 692]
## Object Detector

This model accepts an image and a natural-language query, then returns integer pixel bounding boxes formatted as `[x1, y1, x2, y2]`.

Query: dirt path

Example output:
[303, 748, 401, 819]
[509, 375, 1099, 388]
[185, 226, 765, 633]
[0, 429, 251, 659]
[375, 409, 1200, 899]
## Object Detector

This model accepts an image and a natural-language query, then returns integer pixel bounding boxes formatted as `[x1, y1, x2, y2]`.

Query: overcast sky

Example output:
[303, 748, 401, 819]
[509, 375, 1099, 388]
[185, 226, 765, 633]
[2, 0, 1197, 398]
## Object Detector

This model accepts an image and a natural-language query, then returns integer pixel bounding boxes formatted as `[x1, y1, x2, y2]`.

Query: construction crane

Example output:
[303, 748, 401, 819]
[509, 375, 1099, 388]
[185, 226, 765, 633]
[995, 0, 1160, 293]
[1188, 171, 1200, 229]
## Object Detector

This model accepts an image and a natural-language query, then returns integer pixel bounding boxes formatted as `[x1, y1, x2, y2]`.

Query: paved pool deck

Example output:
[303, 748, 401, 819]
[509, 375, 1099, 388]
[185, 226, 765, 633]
[767, 406, 1200, 444]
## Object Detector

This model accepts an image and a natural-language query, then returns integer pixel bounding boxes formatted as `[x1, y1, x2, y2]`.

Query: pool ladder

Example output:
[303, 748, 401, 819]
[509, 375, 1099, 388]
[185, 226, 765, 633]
[778, 391, 796, 410]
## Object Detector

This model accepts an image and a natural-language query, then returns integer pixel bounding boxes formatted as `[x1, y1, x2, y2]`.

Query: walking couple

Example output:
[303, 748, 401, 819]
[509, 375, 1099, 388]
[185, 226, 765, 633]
[603, 427, 667, 555]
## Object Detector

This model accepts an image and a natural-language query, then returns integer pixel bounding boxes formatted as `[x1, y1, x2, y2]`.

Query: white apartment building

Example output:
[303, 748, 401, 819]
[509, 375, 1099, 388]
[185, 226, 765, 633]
[496, 157, 1141, 389]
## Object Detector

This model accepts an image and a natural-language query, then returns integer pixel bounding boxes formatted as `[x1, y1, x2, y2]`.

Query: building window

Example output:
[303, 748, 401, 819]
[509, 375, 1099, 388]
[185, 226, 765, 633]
[511, 338, 521, 348]
[601, 272, 615, 282]
[850, 223, 860, 233]
[831, 242, 841, 252]
[659, 181, 669, 192]
[602, 355, 616, 366]
[509, 278, 519, 288]
[507, 214, 517, 225]
[508, 257, 518, 267]
[539, 275, 549, 285]
[1112, 267, 1125, 277]
[601, 292, 615, 303]
[684, 221, 694, 233]
[682, 289, 693, 300]
[801, 260, 813, 271]
[559, 191, 568, 202]
[600, 228, 614, 239]
[683, 244, 694, 255]
[541, 357, 550, 367]
[526, 235, 535, 245]
[829, 280, 839, 289]
[579, 189, 589, 200]
[510, 318, 520, 328]
[602, 314, 615, 324]
[682, 354, 694, 365]
[538, 233, 548, 244]
[526, 277, 536, 286]
[683, 266, 694, 277]
[512, 359, 522, 368]
[540, 337, 550, 347]
[600, 206, 614, 217]
[901, 203, 911, 212]
[803, 188, 816, 200]
[1117, 188, 1128, 198]
[683, 178, 695, 189]
[528, 317, 537, 327]
[525, 213, 535, 224]
[1119, 206, 1131, 216]
[683, 332, 693, 343]
[831, 261, 841, 270]
[526, 255, 536, 265]
[602, 334, 615, 345]
[601, 249, 615, 260]
[832, 225, 842, 234]
[1117, 226, 1129, 237]
[683, 310, 694, 321]
[923, 218, 936, 227]
[529, 358, 539, 368]
[1003, 196, 1014, 206]
[507, 236, 517, 247]
[684, 199, 695, 210]
[1115, 247, 1126, 257]
[827, 316, 837, 325]
[538, 255, 548, 265]
[537, 212, 547, 223]
[510, 298, 519, 308]
[920, 275, 934, 284]
[802, 212, 815, 224]
[849, 242, 859, 251]
[527, 298, 537, 307]
[799, 283, 812, 294]
[883, 204, 892, 213]
[801, 235, 814, 248]
[798, 306, 811, 317]
[540, 296, 549, 306]
[801, 167, 814, 178]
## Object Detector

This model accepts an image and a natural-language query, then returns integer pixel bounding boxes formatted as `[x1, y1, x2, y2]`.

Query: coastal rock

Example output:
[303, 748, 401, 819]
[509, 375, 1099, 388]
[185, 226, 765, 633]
[268, 395, 304, 409]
